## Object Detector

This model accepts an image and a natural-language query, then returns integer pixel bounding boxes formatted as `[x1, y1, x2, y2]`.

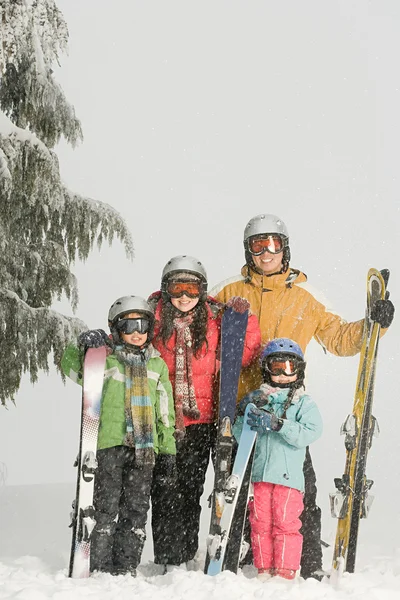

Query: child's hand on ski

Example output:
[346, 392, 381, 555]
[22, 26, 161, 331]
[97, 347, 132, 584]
[78, 329, 110, 349]
[247, 406, 281, 433]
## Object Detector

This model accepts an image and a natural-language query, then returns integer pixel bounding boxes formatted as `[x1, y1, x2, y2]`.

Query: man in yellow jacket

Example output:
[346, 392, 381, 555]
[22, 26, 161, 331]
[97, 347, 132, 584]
[210, 213, 394, 580]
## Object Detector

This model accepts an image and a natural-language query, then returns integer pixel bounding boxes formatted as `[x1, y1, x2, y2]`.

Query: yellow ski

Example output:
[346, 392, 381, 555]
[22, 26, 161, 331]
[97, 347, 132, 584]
[331, 268, 389, 575]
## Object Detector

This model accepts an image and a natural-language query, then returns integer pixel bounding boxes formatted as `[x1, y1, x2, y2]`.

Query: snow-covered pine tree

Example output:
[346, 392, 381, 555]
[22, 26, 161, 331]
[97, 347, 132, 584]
[0, 0, 133, 405]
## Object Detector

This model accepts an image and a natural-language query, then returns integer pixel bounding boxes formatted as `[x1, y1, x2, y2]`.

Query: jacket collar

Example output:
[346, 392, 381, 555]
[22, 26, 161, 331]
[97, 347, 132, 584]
[259, 384, 303, 404]
[240, 265, 307, 291]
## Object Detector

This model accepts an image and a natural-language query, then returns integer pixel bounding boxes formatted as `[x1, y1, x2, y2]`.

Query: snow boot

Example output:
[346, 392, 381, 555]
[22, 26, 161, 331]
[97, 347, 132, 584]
[274, 568, 297, 580]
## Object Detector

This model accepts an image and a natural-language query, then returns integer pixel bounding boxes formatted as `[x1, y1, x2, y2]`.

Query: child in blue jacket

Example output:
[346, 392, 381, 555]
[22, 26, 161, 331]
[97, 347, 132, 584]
[233, 338, 322, 581]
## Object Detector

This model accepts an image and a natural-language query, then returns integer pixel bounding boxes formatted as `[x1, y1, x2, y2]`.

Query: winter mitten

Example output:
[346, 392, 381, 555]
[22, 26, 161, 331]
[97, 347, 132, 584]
[78, 329, 110, 349]
[370, 299, 395, 328]
[247, 406, 283, 433]
[226, 296, 250, 314]
[173, 428, 186, 442]
[237, 390, 269, 417]
[157, 454, 177, 483]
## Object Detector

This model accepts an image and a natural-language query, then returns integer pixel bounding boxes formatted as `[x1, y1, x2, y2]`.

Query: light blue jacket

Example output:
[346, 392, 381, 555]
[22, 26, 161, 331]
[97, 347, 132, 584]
[233, 387, 323, 492]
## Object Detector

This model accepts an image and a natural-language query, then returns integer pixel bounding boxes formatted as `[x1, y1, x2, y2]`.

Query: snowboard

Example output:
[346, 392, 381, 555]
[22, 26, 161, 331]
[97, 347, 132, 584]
[330, 268, 389, 575]
[207, 402, 257, 575]
[204, 305, 249, 574]
[69, 346, 106, 578]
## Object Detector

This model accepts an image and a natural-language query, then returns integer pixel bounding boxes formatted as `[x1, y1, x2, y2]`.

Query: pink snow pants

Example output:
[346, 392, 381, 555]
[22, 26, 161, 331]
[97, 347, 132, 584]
[248, 482, 304, 571]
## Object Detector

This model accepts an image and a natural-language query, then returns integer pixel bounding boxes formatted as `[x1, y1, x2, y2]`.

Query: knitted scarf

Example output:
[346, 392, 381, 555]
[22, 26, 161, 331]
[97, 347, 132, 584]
[173, 313, 200, 429]
[114, 345, 155, 468]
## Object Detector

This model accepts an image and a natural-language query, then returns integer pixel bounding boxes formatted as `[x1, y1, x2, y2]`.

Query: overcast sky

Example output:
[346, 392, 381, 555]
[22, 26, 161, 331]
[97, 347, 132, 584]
[1, 0, 399, 552]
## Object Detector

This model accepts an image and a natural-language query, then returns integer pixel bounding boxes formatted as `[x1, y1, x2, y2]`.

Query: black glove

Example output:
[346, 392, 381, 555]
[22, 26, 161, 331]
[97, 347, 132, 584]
[78, 329, 110, 349]
[156, 454, 177, 484]
[371, 299, 395, 329]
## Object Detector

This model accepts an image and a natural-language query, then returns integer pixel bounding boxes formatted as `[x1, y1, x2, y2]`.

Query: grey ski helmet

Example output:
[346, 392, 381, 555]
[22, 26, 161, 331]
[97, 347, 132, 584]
[108, 295, 155, 344]
[161, 255, 208, 301]
[161, 255, 207, 283]
[243, 214, 289, 242]
[243, 214, 290, 272]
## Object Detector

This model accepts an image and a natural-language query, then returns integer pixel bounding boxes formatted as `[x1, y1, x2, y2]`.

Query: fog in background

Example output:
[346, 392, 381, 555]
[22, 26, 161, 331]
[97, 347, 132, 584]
[1, 0, 399, 555]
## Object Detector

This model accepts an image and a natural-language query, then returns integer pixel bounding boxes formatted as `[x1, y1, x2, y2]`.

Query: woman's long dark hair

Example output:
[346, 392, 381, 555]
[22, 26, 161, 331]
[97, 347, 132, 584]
[157, 299, 209, 356]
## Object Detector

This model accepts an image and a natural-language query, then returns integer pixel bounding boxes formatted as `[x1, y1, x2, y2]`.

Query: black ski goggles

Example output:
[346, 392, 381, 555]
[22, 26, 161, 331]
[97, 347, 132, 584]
[264, 355, 303, 376]
[247, 235, 285, 256]
[116, 317, 150, 335]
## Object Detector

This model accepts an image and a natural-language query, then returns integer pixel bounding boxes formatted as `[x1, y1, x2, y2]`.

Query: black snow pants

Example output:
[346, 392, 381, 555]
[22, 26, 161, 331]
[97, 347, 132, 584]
[151, 423, 216, 566]
[241, 446, 322, 578]
[90, 445, 153, 575]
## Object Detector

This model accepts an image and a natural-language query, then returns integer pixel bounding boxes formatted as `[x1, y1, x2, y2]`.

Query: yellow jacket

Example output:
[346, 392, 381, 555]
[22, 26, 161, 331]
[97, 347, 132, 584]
[210, 266, 365, 400]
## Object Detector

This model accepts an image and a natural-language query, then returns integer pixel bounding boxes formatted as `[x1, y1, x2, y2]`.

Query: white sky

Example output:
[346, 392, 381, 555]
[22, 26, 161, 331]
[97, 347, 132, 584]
[1, 0, 399, 558]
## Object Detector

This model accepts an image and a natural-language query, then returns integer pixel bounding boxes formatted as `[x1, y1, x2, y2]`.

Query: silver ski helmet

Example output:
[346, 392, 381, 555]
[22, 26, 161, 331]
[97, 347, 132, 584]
[243, 214, 290, 272]
[161, 255, 208, 300]
[108, 295, 155, 343]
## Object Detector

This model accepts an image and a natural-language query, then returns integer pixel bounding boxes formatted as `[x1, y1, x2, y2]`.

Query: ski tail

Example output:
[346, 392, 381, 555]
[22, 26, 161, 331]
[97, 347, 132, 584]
[207, 403, 257, 576]
[222, 446, 255, 573]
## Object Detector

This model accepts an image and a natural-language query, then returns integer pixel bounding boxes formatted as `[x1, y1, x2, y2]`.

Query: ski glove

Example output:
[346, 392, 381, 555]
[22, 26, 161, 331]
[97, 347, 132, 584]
[78, 329, 110, 349]
[371, 299, 395, 329]
[226, 296, 250, 314]
[156, 454, 177, 484]
[247, 406, 283, 433]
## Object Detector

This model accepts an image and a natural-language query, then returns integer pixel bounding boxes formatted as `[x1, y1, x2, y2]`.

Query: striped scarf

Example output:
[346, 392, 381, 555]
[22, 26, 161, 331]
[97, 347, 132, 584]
[173, 313, 200, 427]
[114, 345, 155, 468]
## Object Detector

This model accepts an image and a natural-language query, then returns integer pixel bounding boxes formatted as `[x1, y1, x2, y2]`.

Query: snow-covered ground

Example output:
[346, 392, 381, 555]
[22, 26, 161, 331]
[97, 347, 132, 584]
[1, 483, 400, 599]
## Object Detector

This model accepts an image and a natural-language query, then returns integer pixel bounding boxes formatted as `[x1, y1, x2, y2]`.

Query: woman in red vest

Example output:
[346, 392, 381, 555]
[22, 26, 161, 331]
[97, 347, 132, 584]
[148, 255, 261, 572]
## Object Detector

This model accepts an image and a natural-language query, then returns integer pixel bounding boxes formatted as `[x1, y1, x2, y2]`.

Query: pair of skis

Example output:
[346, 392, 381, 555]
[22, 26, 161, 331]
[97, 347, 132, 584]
[330, 268, 390, 576]
[205, 306, 257, 576]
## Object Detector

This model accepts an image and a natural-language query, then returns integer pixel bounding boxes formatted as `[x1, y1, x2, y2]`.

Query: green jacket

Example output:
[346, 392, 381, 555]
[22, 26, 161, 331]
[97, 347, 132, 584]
[61, 344, 176, 455]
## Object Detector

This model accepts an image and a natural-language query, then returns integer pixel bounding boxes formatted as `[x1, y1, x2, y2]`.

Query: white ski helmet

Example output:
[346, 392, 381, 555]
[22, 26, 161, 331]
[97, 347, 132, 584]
[243, 214, 290, 272]
[243, 214, 289, 242]
[161, 255, 208, 301]
[108, 295, 155, 345]
[108, 295, 154, 325]
[161, 255, 207, 283]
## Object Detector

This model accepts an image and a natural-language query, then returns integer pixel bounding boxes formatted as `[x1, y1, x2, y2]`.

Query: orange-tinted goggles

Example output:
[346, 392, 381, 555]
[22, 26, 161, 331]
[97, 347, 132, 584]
[266, 357, 298, 376]
[248, 235, 284, 256]
[166, 280, 202, 298]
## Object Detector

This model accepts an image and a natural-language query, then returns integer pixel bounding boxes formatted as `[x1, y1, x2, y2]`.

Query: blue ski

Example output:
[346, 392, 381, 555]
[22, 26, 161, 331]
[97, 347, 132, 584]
[205, 306, 249, 573]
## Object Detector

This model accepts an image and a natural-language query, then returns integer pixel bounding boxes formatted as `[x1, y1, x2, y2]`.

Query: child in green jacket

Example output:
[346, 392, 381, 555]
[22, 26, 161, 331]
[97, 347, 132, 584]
[62, 295, 176, 576]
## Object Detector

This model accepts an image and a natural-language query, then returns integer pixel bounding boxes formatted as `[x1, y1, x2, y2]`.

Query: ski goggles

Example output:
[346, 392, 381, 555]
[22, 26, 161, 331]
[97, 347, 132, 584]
[265, 356, 301, 376]
[166, 280, 203, 299]
[116, 317, 150, 335]
[248, 235, 285, 256]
